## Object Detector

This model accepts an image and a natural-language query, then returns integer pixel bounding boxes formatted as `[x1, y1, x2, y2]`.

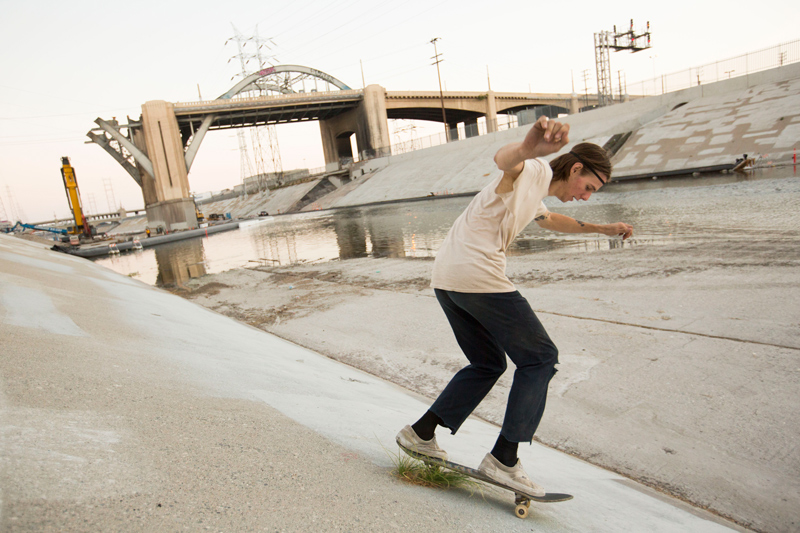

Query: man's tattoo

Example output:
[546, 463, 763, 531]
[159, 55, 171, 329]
[576, 220, 586, 227]
[534, 214, 548, 221]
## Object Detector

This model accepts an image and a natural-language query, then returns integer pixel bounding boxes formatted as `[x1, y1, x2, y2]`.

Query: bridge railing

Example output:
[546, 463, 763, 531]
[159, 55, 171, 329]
[389, 114, 523, 157]
[174, 89, 364, 109]
[628, 39, 800, 97]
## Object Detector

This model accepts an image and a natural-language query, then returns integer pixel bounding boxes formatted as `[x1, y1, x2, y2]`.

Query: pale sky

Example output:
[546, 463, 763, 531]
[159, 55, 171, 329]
[1, 0, 797, 222]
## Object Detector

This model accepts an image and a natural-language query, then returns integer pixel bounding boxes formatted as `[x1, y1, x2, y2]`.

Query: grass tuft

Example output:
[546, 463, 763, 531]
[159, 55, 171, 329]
[389, 450, 477, 490]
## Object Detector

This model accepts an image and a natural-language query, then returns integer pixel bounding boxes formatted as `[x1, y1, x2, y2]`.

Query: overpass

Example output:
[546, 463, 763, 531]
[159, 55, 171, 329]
[168, 87, 591, 162]
[87, 65, 602, 231]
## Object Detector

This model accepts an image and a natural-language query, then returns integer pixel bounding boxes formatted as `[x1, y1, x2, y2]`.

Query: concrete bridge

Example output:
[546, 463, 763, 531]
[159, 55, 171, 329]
[168, 86, 587, 163]
[87, 65, 598, 231]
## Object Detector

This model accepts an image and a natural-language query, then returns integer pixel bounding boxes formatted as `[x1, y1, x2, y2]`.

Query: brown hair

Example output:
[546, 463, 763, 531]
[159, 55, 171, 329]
[549, 142, 612, 182]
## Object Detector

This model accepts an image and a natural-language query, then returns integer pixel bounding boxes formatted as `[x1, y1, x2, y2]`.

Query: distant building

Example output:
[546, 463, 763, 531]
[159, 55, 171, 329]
[244, 169, 310, 192]
[193, 191, 213, 201]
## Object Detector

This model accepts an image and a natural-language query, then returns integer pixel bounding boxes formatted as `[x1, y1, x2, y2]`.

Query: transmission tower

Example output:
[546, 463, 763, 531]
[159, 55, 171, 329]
[5, 186, 20, 222]
[103, 177, 118, 213]
[0, 193, 8, 222]
[595, 20, 652, 106]
[226, 24, 283, 194]
[85, 193, 98, 216]
[581, 69, 592, 110]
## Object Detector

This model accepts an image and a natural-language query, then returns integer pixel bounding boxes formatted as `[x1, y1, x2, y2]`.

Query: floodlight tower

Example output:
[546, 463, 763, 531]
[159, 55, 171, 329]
[594, 20, 652, 106]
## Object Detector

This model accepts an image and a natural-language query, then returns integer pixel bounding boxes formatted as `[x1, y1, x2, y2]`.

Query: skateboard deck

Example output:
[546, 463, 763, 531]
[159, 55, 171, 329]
[398, 441, 573, 518]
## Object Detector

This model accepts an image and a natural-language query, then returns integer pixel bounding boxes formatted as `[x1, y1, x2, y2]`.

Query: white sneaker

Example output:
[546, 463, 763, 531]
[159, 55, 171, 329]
[478, 453, 545, 497]
[396, 425, 448, 461]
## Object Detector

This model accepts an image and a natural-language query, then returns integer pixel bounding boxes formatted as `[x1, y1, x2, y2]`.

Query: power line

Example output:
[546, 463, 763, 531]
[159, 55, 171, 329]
[286, 0, 399, 54]
[271, 0, 358, 41]
[252, 0, 307, 28]
[271, 0, 449, 67]
[327, 41, 429, 78]
[0, 107, 134, 120]
[0, 137, 82, 147]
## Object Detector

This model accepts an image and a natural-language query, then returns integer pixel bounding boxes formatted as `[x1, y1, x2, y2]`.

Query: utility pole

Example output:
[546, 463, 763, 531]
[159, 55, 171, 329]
[430, 38, 448, 140]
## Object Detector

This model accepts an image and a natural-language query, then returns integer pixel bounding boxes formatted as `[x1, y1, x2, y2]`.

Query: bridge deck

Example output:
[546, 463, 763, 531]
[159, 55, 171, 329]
[169, 88, 597, 130]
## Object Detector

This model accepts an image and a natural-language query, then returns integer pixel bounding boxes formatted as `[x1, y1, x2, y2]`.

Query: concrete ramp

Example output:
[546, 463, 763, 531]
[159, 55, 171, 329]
[200, 179, 321, 217]
[317, 63, 800, 208]
[612, 75, 800, 176]
[0, 234, 745, 532]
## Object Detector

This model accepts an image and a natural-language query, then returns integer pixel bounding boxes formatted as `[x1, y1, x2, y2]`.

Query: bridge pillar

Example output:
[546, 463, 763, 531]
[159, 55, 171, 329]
[464, 118, 479, 138]
[130, 124, 159, 208]
[362, 85, 391, 157]
[140, 101, 197, 231]
[447, 123, 459, 142]
[320, 84, 391, 164]
[569, 93, 580, 114]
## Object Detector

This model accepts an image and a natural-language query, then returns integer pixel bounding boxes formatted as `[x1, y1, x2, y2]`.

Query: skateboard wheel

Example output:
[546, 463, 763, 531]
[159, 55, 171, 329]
[515, 503, 529, 518]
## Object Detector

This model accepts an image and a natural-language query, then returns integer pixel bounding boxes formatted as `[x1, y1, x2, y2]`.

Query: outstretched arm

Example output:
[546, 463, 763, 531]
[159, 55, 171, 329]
[494, 116, 570, 193]
[535, 212, 634, 240]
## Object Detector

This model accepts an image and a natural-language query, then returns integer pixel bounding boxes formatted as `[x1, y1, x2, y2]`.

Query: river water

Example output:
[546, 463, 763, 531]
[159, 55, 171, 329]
[93, 168, 800, 287]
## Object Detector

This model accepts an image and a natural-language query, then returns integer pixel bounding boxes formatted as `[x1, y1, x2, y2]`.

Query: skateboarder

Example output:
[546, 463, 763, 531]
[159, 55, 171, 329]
[397, 115, 633, 497]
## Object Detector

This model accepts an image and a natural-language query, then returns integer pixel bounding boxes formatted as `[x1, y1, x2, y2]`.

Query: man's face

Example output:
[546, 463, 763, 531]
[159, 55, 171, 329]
[560, 167, 606, 203]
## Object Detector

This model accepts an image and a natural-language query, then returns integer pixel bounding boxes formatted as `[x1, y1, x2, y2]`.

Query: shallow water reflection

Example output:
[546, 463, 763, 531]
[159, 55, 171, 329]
[94, 169, 800, 287]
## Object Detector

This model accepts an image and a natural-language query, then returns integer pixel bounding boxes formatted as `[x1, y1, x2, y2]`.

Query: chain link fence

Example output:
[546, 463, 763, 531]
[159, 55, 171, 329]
[629, 39, 799, 96]
[390, 115, 524, 157]
[297, 40, 800, 177]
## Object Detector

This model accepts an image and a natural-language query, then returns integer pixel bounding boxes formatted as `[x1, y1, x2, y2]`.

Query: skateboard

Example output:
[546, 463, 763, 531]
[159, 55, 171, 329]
[397, 442, 573, 518]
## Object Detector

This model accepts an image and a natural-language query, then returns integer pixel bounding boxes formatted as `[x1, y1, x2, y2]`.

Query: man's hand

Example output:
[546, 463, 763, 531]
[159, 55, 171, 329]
[494, 116, 570, 174]
[600, 222, 634, 240]
[520, 116, 570, 159]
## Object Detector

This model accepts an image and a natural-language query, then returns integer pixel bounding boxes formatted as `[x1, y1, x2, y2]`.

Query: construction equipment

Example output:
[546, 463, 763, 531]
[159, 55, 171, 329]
[60, 157, 92, 237]
[11, 221, 67, 235]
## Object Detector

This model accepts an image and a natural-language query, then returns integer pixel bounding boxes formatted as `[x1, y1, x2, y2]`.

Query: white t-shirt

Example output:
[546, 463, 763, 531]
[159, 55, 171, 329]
[431, 158, 552, 293]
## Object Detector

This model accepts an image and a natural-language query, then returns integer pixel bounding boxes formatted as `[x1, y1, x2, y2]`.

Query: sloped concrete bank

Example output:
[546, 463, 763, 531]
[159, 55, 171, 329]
[1, 235, 747, 532]
[200, 62, 799, 219]
[177, 174, 800, 533]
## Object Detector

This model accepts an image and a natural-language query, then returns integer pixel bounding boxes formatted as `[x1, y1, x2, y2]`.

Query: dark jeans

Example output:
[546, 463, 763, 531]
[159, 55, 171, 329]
[430, 289, 559, 443]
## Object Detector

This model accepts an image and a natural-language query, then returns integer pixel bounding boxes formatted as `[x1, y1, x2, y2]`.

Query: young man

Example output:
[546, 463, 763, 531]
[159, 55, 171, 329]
[397, 116, 633, 496]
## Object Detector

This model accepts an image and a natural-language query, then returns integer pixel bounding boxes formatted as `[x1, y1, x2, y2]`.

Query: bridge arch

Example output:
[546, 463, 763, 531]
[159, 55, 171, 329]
[182, 66, 354, 171]
[219, 65, 352, 99]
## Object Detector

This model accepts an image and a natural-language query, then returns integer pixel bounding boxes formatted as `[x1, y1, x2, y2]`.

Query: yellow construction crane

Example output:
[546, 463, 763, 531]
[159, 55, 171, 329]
[60, 157, 91, 237]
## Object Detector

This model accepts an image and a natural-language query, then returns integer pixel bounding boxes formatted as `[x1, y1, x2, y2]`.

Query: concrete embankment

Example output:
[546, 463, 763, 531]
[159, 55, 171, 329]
[198, 62, 800, 218]
[0, 233, 748, 532]
[177, 173, 800, 533]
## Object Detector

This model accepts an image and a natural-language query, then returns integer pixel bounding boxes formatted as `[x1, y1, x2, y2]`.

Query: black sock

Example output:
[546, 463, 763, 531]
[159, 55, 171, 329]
[411, 410, 443, 441]
[491, 434, 519, 468]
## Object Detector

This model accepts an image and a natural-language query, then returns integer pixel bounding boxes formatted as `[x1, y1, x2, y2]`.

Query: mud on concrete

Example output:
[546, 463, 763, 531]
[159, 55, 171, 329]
[178, 235, 800, 533]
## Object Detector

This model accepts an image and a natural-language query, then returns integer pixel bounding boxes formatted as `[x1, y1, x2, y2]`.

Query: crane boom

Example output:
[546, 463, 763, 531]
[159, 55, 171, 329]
[60, 157, 90, 236]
